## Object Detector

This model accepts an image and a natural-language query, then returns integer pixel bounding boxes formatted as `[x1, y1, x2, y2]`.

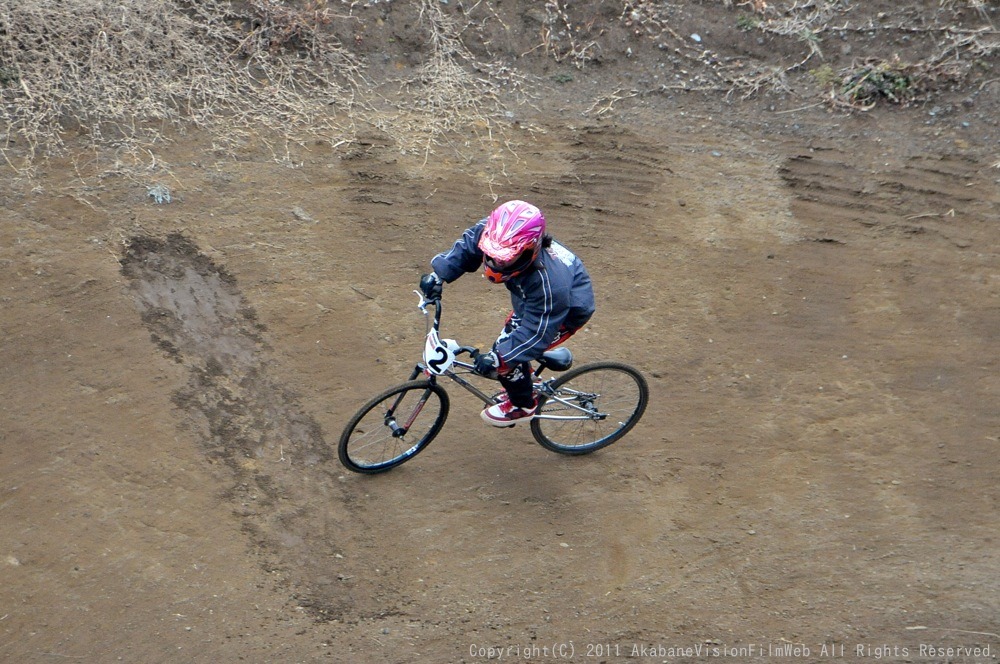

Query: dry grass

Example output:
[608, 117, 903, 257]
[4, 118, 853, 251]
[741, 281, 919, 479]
[723, 0, 999, 107]
[826, 25, 1000, 110]
[540, 0, 601, 68]
[0, 0, 364, 174]
[0, 0, 532, 186]
[0, 0, 995, 179]
[376, 0, 530, 163]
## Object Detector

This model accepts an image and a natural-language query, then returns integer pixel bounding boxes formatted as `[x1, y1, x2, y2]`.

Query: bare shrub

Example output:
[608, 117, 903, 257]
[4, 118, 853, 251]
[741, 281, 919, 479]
[0, 0, 365, 173]
[831, 28, 1000, 109]
[371, 0, 532, 178]
[837, 58, 922, 109]
[0, 0, 534, 186]
[540, 0, 601, 68]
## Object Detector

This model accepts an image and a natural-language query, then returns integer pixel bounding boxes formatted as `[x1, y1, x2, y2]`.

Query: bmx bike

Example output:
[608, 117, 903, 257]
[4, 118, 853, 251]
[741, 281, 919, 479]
[337, 292, 649, 474]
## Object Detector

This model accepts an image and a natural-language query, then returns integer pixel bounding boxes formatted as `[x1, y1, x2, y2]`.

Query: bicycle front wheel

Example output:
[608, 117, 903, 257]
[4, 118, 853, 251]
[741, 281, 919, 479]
[338, 380, 449, 474]
[530, 362, 648, 455]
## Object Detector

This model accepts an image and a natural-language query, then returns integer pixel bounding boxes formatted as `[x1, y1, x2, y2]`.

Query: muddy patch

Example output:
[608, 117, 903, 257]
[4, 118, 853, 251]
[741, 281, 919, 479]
[120, 233, 358, 619]
[120, 234, 330, 468]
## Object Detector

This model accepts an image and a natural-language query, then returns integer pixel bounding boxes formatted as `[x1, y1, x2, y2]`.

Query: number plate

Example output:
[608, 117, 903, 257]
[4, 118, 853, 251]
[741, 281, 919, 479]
[423, 329, 458, 375]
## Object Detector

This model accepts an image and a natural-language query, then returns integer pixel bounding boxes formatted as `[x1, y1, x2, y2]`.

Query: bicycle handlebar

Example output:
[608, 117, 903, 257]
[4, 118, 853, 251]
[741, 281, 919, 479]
[415, 291, 482, 360]
[414, 290, 443, 328]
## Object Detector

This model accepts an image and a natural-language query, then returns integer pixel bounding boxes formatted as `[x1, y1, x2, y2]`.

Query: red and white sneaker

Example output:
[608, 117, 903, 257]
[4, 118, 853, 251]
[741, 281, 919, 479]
[481, 396, 537, 428]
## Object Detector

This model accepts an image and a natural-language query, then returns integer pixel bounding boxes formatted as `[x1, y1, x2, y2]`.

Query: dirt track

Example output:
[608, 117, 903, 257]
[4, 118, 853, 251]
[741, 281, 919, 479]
[2, 3, 1000, 662]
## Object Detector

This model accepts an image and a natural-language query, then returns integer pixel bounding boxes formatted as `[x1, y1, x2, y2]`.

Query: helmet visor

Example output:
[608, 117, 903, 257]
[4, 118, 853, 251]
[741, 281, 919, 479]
[483, 249, 534, 276]
[483, 254, 516, 271]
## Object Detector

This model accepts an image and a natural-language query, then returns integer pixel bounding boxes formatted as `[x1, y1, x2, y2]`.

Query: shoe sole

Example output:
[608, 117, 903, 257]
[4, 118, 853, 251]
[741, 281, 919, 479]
[480, 410, 532, 428]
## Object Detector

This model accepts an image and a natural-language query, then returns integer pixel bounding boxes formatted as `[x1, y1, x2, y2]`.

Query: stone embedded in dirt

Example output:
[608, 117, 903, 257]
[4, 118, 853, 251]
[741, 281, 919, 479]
[292, 206, 315, 223]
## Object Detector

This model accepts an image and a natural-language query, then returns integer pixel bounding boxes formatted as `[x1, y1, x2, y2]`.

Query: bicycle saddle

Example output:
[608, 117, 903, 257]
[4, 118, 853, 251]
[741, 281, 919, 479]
[538, 347, 573, 372]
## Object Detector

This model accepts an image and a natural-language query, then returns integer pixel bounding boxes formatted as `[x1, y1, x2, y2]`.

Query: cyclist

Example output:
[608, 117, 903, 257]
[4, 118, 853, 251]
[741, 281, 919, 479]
[419, 200, 595, 427]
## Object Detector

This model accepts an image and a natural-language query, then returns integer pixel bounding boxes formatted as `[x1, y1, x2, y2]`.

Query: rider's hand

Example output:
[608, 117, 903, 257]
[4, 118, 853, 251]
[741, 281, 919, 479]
[419, 272, 443, 301]
[472, 350, 500, 377]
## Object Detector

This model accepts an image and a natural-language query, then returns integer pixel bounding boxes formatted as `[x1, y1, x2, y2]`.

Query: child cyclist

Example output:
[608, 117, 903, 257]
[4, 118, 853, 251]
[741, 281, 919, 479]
[419, 200, 596, 427]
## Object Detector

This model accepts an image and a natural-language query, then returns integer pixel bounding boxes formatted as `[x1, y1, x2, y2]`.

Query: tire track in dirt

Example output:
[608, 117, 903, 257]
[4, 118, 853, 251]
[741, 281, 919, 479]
[525, 123, 670, 241]
[780, 150, 998, 247]
[120, 234, 363, 620]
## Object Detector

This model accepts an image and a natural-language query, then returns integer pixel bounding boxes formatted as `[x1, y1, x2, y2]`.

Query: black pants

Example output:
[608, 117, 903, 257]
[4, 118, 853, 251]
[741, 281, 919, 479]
[493, 313, 590, 409]
[499, 361, 535, 408]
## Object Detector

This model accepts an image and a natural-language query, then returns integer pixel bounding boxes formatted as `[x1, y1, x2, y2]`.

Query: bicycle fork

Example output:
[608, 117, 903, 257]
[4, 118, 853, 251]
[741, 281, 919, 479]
[386, 377, 436, 438]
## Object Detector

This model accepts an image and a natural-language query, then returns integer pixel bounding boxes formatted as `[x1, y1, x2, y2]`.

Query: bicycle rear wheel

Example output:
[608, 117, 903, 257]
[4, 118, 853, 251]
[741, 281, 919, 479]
[530, 362, 648, 455]
[339, 380, 449, 473]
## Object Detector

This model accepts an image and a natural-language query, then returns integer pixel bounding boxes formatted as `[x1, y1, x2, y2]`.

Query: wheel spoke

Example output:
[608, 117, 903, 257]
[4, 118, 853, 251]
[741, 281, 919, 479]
[339, 382, 449, 473]
[531, 363, 647, 454]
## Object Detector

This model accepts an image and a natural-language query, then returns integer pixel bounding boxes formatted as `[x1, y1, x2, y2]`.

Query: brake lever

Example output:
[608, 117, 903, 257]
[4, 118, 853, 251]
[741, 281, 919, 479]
[414, 289, 430, 314]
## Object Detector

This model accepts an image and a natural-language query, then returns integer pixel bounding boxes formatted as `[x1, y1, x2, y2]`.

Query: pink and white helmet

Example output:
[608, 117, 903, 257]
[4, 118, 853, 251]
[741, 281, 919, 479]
[478, 200, 546, 283]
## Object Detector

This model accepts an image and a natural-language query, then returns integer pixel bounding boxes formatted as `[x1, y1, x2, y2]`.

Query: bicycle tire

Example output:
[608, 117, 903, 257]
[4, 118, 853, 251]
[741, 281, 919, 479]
[530, 362, 648, 455]
[338, 380, 449, 473]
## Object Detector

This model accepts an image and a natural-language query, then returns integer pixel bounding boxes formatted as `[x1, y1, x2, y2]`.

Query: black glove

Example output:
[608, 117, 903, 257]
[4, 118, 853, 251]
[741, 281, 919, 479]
[472, 349, 499, 377]
[419, 272, 443, 301]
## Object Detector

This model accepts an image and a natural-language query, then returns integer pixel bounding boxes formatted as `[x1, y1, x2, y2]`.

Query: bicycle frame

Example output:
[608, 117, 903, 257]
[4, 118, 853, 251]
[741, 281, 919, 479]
[410, 292, 505, 406]
[410, 293, 604, 421]
[338, 294, 649, 472]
